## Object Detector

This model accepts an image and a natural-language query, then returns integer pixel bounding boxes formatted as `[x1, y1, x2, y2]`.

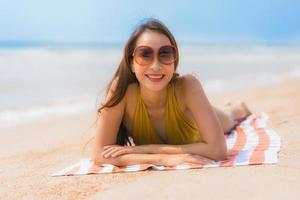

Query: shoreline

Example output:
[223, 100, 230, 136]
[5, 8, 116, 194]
[1, 78, 300, 199]
[1, 69, 299, 130]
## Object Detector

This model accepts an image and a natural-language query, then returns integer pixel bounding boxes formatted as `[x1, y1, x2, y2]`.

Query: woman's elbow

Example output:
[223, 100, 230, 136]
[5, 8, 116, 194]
[213, 146, 228, 161]
[214, 151, 228, 161]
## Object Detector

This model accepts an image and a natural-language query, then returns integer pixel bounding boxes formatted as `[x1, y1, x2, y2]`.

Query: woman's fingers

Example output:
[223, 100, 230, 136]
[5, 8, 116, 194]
[102, 146, 131, 158]
[102, 148, 122, 158]
[101, 147, 117, 157]
[110, 149, 128, 157]
[103, 145, 119, 150]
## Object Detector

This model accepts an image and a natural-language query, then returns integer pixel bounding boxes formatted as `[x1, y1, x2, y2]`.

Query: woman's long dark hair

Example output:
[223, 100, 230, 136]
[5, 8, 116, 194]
[83, 18, 180, 151]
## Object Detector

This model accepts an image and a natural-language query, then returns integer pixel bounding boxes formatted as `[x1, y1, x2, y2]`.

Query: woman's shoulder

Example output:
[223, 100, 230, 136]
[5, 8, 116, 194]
[174, 73, 204, 98]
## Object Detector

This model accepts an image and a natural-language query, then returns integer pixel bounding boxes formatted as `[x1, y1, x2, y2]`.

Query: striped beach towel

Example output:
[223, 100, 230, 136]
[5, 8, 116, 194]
[51, 113, 281, 177]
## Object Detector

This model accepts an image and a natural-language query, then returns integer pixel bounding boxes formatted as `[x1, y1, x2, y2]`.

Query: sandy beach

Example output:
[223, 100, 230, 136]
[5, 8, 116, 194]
[1, 78, 300, 200]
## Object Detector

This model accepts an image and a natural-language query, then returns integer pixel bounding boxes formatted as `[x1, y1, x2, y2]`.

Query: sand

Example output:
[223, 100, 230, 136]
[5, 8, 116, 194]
[1, 78, 299, 200]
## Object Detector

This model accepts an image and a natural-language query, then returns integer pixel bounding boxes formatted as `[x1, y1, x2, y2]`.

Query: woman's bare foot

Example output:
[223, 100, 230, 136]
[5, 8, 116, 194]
[225, 101, 252, 123]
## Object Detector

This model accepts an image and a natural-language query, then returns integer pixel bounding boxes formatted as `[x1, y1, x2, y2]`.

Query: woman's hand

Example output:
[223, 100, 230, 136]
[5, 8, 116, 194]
[159, 154, 214, 167]
[101, 145, 145, 158]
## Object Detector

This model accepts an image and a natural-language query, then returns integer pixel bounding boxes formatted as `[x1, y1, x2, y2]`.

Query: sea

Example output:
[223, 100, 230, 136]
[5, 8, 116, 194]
[1, 43, 300, 128]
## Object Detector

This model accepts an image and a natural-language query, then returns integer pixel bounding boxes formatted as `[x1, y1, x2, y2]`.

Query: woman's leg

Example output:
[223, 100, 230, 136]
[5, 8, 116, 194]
[213, 101, 251, 134]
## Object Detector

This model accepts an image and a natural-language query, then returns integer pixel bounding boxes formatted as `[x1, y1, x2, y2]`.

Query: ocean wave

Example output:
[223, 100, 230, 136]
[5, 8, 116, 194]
[203, 66, 300, 93]
[0, 95, 100, 128]
[1, 47, 300, 128]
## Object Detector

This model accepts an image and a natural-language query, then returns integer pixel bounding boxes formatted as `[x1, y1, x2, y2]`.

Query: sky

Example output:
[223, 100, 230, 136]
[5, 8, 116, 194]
[0, 0, 300, 45]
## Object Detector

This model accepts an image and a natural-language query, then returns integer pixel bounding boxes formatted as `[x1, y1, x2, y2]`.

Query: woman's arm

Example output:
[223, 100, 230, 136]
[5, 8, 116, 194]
[180, 74, 227, 160]
[138, 142, 227, 161]
[101, 143, 227, 161]
[92, 78, 126, 165]
[94, 152, 213, 167]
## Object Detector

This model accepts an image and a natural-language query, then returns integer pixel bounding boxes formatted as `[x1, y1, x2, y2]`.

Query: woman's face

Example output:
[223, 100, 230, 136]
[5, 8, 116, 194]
[131, 31, 176, 92]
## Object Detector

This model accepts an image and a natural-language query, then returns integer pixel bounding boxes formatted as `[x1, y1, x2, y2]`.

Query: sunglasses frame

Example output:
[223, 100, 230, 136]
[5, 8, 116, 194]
[132, 45, 177, 66]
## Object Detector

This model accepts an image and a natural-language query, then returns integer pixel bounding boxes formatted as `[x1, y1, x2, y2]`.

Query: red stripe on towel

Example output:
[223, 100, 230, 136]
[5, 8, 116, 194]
[249, 118, 270, 164]
[220, 126, 247, 167]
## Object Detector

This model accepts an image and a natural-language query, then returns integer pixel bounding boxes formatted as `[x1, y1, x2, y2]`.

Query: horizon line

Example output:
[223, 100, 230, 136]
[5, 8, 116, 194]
[0, 39, 300, 48]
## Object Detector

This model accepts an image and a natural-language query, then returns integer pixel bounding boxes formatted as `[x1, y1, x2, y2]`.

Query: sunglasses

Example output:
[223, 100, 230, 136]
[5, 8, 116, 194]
[132, 45, 177, 66]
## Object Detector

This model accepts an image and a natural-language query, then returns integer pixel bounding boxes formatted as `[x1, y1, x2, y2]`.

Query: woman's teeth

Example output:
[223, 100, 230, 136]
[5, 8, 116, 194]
[146, 74, 165, 82]
[147, 74, 163, 79]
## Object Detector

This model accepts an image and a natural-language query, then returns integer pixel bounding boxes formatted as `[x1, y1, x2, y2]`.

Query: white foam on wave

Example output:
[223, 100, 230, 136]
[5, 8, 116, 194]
[0, 94, 100, 128]
[289, 67, 300, 78]
[203, 66, 300, 94]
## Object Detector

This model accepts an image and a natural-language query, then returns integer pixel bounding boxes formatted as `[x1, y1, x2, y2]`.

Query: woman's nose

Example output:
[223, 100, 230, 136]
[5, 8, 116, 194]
[149, 57, 162, 71]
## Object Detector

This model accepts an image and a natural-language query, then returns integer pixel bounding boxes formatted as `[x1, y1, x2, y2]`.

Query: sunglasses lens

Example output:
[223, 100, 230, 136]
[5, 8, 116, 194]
[134, 47, 153, 65]
[133, 46, 177, 66]
[159, 46, 176, 64]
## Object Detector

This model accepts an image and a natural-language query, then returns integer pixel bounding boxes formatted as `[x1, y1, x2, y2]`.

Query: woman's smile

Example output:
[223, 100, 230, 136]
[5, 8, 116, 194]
[145, 74, 165, 82]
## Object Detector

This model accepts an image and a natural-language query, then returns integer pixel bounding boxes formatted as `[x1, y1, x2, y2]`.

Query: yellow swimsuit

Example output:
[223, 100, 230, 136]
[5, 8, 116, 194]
[132, 83, 202, 145]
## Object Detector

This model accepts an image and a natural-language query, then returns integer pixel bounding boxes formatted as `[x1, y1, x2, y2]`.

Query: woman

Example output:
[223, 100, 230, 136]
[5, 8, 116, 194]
[92, 18, 251, 167]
